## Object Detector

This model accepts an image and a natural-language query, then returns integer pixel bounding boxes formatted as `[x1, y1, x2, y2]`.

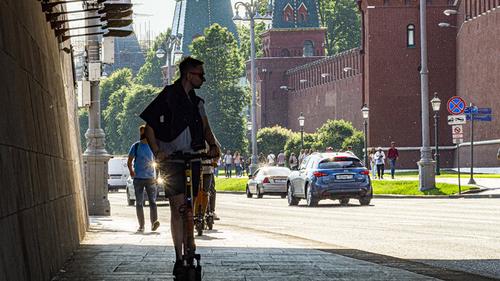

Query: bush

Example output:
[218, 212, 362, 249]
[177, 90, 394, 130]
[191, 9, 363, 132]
[256, 125, 293, 156]
[315, 119, 355, 151]
[342, 130, 365, 159]
[284, 132, 317, 157]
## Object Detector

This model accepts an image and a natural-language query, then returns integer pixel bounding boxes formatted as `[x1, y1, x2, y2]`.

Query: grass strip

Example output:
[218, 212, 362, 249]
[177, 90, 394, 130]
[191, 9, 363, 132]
[215, 177, 472, 195]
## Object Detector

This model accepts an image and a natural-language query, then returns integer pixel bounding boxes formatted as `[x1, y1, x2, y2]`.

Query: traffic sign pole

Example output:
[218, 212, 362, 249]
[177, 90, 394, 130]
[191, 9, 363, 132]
[457, 145, 461, 194]
[468, 103, 476, 185]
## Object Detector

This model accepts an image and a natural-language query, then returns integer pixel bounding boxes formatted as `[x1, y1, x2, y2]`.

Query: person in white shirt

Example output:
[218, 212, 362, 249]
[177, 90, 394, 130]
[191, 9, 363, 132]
[267, 153, 276, 166]
[277, 151, 286, 166]
[223, 150, 233, 178]
[374, 147, 386, 179]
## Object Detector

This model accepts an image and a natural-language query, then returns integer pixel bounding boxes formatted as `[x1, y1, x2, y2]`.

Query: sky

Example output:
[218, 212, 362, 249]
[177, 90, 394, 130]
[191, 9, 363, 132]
[132, 0, 241, 41]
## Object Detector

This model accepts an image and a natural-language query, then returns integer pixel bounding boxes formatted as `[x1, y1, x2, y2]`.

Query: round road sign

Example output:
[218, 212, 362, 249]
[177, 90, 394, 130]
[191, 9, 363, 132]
[447, 96, 466, 115]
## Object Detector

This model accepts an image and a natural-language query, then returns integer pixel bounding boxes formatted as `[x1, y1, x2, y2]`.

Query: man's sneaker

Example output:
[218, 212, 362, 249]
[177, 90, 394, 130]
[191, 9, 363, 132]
[152, 221, 160, 231]
[213, 213, 220, 221]
[137, 227, 144, 233]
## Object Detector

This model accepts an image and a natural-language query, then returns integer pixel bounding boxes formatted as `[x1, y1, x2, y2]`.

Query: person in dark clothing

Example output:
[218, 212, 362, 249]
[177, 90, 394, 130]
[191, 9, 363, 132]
[387, 141, 399, 179]
[139, 57, 220, 274]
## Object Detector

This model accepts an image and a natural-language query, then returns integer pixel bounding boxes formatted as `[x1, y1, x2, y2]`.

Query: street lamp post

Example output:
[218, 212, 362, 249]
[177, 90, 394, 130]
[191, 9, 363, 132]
[298, 113, 305, 150]
[418, 0, 436, 191]
[156, 34, 182, 85]
[361, 105, 369, 169]
[233, 0, 272, 175]
[430, 93, 441, 175]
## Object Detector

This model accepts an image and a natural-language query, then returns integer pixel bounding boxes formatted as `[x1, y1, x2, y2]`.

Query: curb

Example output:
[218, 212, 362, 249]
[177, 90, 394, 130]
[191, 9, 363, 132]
[218, 191, 500, 199]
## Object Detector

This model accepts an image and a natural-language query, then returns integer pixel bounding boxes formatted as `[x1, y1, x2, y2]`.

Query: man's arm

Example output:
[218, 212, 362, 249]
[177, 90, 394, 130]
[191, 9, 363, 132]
[127, 155, 135, 178]
[145, 124, 166, 160]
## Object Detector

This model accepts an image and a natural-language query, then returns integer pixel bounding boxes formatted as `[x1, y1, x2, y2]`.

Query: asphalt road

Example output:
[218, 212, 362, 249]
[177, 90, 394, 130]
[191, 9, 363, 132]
[215, 193, 500, 279]
[108, 191, 500, 279]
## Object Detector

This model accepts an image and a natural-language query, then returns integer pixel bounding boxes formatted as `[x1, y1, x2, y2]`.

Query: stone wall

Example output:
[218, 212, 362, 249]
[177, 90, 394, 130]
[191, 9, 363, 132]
[0, 1, 87, 280]
[455, 3, 500, 167]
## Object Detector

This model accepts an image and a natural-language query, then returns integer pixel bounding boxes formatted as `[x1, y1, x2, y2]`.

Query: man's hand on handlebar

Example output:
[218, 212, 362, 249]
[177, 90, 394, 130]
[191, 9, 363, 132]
[207, 145, 221, 159]
[155, 150, 167, 161]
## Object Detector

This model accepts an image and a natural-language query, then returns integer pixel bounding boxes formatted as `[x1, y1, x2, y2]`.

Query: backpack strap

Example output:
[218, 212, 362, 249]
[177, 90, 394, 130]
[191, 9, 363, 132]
[132, 142, 139, 158]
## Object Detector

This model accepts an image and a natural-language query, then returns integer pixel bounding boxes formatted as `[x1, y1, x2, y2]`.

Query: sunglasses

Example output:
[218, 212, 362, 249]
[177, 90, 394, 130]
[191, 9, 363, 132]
[189, 71, 205, 79]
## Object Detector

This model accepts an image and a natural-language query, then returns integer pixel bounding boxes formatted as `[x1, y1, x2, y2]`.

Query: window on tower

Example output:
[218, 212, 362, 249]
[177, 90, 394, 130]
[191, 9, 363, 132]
[407, 24, 415, 48]
[303, 40, 314, 57]
[298, 3, 308, 22]
[283, 4, 294, 22]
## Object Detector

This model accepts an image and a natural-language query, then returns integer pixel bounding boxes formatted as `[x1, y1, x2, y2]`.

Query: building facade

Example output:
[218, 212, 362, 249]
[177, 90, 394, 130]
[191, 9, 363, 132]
[253, 0, 500, 168]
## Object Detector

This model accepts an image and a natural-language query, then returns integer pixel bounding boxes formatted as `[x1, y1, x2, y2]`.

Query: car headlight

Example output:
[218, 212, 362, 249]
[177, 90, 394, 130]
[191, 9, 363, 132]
[157, 177, 164, 185]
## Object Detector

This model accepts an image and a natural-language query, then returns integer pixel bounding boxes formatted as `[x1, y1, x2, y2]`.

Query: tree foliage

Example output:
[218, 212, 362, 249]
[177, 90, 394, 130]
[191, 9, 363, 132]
[237, 22, 267, 61]
[78, 109, 88, 151]
[342, 130, 364, 158]
[284, 132, 317, 157]
[315, 119, 356, 150]
[116, 84, 161, 154]
[102, 87, 129, 154]
[100, 68, 133, 110]
[190, 23, 249, 153]
[134, 30, 171, 87]
[318, 0, 361, 55]
[256, 125, 293, 155]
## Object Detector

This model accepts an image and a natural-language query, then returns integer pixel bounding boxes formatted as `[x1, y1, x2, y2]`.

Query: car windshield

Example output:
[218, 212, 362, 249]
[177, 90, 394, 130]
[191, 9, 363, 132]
[262, 168, 291, 176]
[318, 157, 363, 169]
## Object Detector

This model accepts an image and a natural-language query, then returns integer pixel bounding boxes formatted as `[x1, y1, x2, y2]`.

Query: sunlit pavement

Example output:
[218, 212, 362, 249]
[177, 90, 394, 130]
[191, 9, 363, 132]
[52, 191, 500, 280]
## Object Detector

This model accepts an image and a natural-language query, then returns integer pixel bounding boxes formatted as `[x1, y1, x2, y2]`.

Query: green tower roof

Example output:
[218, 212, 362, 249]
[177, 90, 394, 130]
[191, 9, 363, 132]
[171, 0, 238, 55]
[272, 0, 320, 29]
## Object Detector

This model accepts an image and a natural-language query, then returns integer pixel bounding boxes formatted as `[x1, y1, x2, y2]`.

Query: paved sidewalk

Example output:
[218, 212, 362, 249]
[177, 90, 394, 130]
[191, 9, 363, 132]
[51, 215, 448, 281]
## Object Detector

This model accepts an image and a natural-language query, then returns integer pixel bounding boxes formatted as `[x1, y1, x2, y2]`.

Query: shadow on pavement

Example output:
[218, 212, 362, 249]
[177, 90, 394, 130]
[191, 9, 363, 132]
[52, 244, 499, 281]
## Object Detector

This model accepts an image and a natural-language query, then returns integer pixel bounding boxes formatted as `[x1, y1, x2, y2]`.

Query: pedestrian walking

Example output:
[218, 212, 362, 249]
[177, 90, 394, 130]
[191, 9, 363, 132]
[127, 125, 160, 233]
[277, 151, 286, 167]
[298, 149, 305, 166]
[374, 147, 386, 179]
[368, 148, 376, 178]
[387, 141, 399, 179]
[267, 152, 276, 166]
[223, 150, 233, 178]
[233, 151, 242, 177]
[289, 152, 298, 170]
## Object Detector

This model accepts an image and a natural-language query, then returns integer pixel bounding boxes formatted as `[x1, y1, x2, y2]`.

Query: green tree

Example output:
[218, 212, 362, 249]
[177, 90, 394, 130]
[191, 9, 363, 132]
[256, 126, 293, 155]
[284, 132, 317, 157]
[237, 22, 267, 61]
[315, 119, 355, 150]
[135, 30, 171, 87]
[78, 109, 88, 151]
[342, 130, 364, 158]
[318, 0, 361, 55]
[116, 84, 161, 154]
[190, 23, 249, 153]
[103, 86, 130, 154]
[100, 68, 133, 110]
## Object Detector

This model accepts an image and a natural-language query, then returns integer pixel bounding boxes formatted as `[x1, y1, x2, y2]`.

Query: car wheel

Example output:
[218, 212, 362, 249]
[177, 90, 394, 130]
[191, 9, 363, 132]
[339, 198, 350, 206]
[280, 194, 286, 199]
[359, 189, 373, 206]
[257, 185, 263, 198]
[306, 185, 318, 207]
[287, 182, 299, 206]
[246, 186, 253, 198]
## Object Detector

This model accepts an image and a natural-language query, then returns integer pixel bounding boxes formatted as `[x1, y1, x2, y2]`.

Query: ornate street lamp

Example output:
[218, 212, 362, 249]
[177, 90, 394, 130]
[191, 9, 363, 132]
[155, 34, 182, 85]
[430, 93, 441, 175]
[298, 112, 305, 150]
[233, 0, 272, 175]
[361, 105, 369, 169]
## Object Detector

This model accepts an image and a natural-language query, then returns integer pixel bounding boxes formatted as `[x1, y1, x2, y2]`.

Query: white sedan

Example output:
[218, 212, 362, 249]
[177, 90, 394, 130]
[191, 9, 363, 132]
[246, 166, 291, 199]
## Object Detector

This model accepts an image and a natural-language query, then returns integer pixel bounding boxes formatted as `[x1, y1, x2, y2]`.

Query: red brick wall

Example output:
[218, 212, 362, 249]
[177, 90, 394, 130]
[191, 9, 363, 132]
[455, 3, 500, 167]
[262, 28, 326, 57]
[361, 0, 457, 167]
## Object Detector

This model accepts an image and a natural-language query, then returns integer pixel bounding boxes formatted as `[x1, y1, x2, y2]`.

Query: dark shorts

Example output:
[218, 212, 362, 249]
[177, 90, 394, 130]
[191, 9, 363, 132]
[160, 161, 201, 198]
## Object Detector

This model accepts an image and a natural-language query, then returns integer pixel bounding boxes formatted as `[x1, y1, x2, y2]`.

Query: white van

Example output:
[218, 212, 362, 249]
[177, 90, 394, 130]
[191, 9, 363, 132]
[108, 157, 129, 191]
